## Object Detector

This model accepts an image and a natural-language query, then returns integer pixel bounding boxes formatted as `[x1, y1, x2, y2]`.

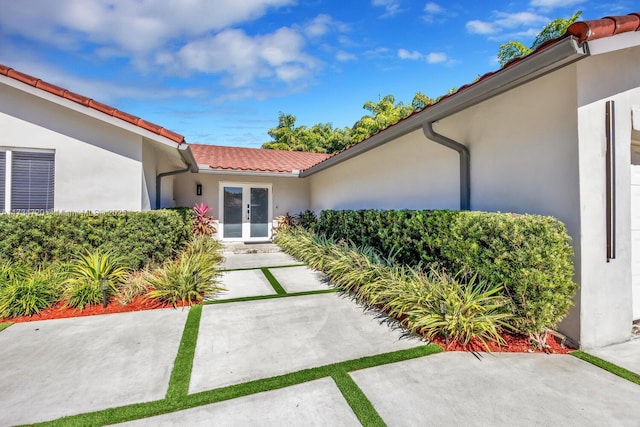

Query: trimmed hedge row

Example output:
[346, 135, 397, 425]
[315, 209, 578, 335]
[0, 209, 193, 269]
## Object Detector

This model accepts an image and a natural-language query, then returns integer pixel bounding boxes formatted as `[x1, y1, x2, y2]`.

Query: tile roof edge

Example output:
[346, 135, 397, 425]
[0, 63, 185, 144]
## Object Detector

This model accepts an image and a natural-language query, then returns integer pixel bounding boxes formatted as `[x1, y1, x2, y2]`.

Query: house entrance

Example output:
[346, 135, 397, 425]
[219, 183, 272, 241]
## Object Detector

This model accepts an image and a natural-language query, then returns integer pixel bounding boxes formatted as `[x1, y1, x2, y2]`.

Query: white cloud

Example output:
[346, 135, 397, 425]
[424, 2, 444, 14]
[304, 14, 333, 37]
[372, 0, 402, 17]
[423, 2, 449, 23]
[466, 11, 548, 38]
[398, 48, 423, 60]
[336, 50, 357, 62]
[0, 0, 296, 54]
[426, 52, 448, 64]
[494, 11, 547, 28]
[0, 0, 336, 90]
[397, 49, 450, 65]
[530, 0, 585, 8]
[466, 20, 498, 35]
[302, 14, 350, 39]
[167, 27, 318, 87]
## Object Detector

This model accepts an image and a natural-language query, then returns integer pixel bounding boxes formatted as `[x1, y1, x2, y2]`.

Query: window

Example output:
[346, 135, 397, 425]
[0, 150, 55, 213]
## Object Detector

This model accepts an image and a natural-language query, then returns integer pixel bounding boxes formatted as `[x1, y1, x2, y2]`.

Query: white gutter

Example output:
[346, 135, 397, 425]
[300, 36, 589, 209]
[198, 167, 300, 178]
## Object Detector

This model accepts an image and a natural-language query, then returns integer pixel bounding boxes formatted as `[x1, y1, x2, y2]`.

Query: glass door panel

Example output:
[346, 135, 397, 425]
[223, 186, 243, 238]
[250, 187, 269, 238]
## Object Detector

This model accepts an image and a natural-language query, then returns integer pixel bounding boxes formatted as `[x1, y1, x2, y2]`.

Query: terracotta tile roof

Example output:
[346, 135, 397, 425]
[306, 11, 640, 172]
[0, 63, 185, 144]
[567, 12, 640, 42]
[190, 144, 332, 173]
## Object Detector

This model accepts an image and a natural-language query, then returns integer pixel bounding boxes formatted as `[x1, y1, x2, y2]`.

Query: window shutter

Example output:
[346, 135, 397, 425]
[11, 151, 55, 212]
[0, 152, 5, 212]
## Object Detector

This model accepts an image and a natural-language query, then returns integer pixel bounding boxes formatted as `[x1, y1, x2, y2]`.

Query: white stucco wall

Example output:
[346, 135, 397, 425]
[433, 64, 583, 343]
[309, 130, 459, 211]
[574, 43, 640, 348]
[174, 172, 311, 219]
[0, 82, 146, 211]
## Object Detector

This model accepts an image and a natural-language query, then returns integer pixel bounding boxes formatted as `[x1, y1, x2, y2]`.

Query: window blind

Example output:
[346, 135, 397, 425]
[11, 151, 55, 212]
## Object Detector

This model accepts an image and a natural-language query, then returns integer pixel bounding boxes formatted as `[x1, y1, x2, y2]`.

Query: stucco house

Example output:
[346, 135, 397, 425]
[1, 12, 639, 348]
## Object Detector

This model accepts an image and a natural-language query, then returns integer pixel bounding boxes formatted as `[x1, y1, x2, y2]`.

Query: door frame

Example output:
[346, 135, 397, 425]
[218, 181, 273, 242]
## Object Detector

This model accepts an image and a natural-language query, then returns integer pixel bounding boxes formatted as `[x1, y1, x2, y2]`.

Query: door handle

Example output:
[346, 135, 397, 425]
[247, 204, 250, 220]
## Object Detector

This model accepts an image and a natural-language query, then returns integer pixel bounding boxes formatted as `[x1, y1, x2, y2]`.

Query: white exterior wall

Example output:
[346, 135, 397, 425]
[174, 171, 311, 219]
[433, 65, 583, 343]
[309, 130, 459, 211]
[574, 42, 640, 348]
[0, 83, 146, 211]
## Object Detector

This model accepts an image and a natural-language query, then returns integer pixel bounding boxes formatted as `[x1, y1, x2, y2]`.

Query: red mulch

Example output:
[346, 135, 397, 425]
[431, 332, 574, 354]
[0, 297, 191, 324]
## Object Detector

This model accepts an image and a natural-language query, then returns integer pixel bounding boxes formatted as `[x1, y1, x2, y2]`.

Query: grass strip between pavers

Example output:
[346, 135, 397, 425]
[0, 322, 13, 332]
[165, 305, 202, 400]
[332, 370, 386, 427]
[204, 288, 337, 305]
[220, 264, 306, 272]
[261, 267, 287, 295]
[31, 344, 442, 426]
[572, 351, 640, 385]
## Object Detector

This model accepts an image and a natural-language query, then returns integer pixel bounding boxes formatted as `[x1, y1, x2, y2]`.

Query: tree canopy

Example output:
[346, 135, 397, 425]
[497, 11, 581, 67]
[262, 92, 435, 154]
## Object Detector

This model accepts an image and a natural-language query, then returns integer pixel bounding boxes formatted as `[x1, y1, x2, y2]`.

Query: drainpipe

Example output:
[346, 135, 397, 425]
[423, 122, 470, 211]
[155, 144, 198, 209]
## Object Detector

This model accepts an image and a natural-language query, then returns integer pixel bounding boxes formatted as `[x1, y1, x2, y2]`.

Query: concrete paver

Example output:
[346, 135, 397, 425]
[0, 308, 189, 426]
[117, 377, 361, 427]
[587, 338, 640, 375]
[214, 269, 277, 300]
[220, 252, 301, 270]
[268, 266, 330, 293]
[350, 352, 640, 427]
[189, 293, 422, 393]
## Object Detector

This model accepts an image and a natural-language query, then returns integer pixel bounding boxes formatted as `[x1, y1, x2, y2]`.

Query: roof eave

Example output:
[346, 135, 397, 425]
[197, 166, 300, 178]
[300, 36, 588, 177]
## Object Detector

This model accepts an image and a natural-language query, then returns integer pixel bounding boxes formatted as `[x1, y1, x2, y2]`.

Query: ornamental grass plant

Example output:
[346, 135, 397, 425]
[0, 263, 65, 318]
[63, 250, 129, 309]
[146, 236, 223, 307]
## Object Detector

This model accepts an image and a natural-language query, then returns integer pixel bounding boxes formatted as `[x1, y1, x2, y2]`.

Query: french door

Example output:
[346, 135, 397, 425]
[220, 183, 272, 241]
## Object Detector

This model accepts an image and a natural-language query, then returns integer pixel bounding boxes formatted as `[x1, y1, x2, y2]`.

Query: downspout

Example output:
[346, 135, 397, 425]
[423, 122, 470, 210]
[155, 144, 198, 210]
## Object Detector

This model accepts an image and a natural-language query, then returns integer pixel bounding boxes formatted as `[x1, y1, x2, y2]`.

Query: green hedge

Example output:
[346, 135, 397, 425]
[0, 209, 193, 269]
[316, 209, 578, 335]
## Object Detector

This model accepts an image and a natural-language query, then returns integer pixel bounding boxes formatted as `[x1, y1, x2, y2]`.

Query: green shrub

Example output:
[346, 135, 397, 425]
[311, 210, 578, 340]
[63, 250, 129, 309]
[297, 210, 318, 231]
[0, 209, 193, 269]
[0, 266, 65, 318]
[146, 236, 223, 307]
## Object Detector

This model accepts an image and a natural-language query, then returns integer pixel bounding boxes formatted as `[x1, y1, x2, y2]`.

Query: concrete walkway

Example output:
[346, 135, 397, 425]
[1, 251, 639, 426]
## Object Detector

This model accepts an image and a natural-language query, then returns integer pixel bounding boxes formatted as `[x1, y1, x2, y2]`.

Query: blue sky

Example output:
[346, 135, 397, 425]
[0, 0, 634, 148]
